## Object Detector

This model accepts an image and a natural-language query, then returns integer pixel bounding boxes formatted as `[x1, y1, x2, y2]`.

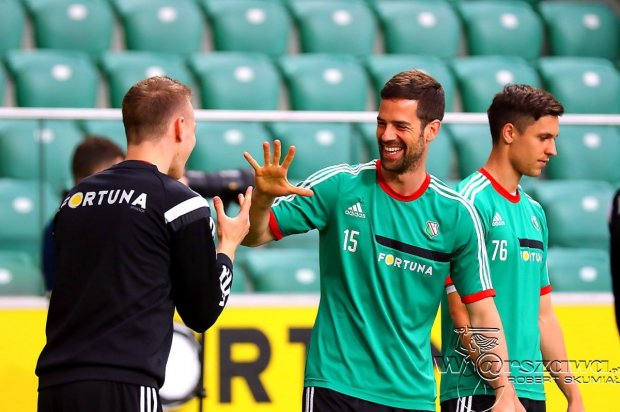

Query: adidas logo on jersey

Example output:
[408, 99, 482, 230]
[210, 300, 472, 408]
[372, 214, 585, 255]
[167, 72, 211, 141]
[345, 202, 366, 219]
[492, 212, 505, 227]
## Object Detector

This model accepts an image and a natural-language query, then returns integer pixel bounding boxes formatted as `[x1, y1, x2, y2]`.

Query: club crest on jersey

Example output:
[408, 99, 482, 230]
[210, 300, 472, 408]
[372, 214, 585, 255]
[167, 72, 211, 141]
[425, 221, 439, 238]
[63, 189, 147, 210]
[531, 215, 540, 230]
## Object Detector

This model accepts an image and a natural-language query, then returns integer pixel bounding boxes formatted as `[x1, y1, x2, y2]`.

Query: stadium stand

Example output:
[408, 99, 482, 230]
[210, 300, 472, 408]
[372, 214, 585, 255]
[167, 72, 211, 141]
[113, 0, 206, 55]
[0, 178, 59, 265]
[364, 54, 457, 112]
[78, 120, 126, 150]
[373, 0, 461, 59]
[27, 0, 114, 56]
[188, 52, 282, 110]
[451, 55, 542, 112]
[538, 1, 619, 61]
[547, 247, 612, 292]
[278, 54, 370, 111]
[545, 125, 620, 183]
[456, 0, 544, 61]
[266, 122, 357, 180]
[0, 250, 44, 296]
[530, 179, 614, 251]
[288, 0, 377, 56]
[5, 50, 99, 108]
[99, 51, 195, 108]
[0, 0, 25, 56]
[187, 121, 268, 172]
[446, 124, 492, 179]
[537, 57, 620, 114]
[202, 0, 292, 57]
[239, 248, 320, 293]
[0, 119, 83, 194]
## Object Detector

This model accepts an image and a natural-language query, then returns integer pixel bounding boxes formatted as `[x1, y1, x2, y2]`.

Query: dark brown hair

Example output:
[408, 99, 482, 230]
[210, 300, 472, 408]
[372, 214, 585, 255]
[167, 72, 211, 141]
[487, 84, 564, 144]
[121, 76, 192, 145]
[72, 136, 124, 182]
[380, 70, 445, 128]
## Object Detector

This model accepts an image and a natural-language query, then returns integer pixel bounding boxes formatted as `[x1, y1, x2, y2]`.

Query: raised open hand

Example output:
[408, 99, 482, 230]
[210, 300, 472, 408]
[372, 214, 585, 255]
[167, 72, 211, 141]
[243, 139, 313, 198]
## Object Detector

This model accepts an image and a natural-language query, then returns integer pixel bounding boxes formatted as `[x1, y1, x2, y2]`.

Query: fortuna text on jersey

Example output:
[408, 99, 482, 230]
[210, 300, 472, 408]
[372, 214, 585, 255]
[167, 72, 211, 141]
[62, 189, 148, 210]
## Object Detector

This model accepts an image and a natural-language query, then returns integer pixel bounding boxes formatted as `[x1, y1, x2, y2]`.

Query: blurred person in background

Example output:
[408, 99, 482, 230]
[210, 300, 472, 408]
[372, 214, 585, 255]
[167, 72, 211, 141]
[609, 188, 620, 336]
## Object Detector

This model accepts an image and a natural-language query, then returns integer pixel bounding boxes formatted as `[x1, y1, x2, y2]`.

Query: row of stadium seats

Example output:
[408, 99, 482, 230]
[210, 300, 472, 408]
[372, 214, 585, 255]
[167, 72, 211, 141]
[2, 119, 619, 195]
[2, 50, 619, 114]
[1, 0, 617, 61]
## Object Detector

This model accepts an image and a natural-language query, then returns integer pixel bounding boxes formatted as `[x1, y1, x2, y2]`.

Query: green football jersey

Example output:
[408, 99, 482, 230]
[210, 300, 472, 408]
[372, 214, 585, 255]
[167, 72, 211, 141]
[270, 161, 494, 410]
[440, 169, 551, 402]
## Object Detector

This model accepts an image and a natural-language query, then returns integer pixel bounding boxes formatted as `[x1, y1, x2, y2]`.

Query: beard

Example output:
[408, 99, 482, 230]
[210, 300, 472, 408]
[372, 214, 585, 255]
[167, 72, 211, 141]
[379, 132, 425, 175]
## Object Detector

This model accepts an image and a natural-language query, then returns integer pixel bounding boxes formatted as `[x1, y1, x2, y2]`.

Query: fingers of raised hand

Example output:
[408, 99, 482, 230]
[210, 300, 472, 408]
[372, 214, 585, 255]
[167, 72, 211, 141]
[212, 196, 226, 218]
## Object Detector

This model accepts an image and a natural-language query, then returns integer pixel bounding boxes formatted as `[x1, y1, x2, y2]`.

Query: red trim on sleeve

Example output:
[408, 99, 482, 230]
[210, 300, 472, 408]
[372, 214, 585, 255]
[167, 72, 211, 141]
[376, 160, 430, 201]
[461, 289, 496, 304]
[479, 168, 520, 203]
[268, 210, 284, 240]
[540, 285, 553, 296]
[445, 276, 453, 287]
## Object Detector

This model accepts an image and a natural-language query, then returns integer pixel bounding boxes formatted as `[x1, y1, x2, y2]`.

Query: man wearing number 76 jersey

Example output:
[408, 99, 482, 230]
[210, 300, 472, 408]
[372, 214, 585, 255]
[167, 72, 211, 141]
[242, 70, 523, 412]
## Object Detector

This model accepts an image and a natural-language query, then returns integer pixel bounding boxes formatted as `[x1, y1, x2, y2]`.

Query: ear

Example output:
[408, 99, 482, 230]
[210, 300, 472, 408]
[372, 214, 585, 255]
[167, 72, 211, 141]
[174, 116, 185, 142]
[424, 119, 441, 143]
[501, 123, 515, 144]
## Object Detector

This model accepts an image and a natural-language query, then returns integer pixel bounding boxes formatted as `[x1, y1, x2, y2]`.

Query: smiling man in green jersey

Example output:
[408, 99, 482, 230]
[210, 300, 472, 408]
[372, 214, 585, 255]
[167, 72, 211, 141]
[242, 70, 521, 412]
[440, 84, 584, 412]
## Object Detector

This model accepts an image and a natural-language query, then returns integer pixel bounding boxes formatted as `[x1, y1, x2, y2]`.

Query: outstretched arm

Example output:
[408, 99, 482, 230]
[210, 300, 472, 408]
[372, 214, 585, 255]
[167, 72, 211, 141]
[539, 293, 585, 412]
[242, 140, 313, 246]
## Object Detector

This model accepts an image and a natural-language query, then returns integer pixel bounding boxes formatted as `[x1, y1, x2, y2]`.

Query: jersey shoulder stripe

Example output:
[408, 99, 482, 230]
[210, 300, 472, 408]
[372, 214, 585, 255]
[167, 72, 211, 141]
[164, 196, 209, 223]
[459, 172, 490, 202]
[274, 161, 376, 206]
[428, 180, 492, 290]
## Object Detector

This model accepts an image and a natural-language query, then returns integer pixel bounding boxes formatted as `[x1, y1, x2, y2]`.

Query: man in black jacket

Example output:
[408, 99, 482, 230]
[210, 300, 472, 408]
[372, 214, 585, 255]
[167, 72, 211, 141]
[610, 188, 620, 336]
[36, 76, 252, 412]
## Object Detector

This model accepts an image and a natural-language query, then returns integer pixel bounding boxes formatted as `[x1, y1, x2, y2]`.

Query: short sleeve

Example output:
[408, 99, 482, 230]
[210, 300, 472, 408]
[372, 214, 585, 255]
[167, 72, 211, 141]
[449, 201, 496, 304]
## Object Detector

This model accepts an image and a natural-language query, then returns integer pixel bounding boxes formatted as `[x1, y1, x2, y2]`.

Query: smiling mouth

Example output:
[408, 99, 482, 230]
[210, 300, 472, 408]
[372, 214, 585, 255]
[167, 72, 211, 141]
[382, 146, 403, 154]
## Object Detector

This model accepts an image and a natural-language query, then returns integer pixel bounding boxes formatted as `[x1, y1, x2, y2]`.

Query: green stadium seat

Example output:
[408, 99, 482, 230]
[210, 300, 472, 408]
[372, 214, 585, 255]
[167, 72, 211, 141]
[266, 122, 357, 180]
[451, 56, 541, 113]
[0, 65, 5, 106]
[538, 1, 619, 61]
[28, 0, 114, 56]
[356, 122, 457, 181]
[546, 247, 612, 292]
[373, 0, 461, 59]
[530, 180, 614, 250]
[0, 179, 60, 265]
[240, 248, 320, 293]
[546, 126, 620, 183]
[187, 121, 268, 172]
[457, 0, 543, 61]
[203, 0, 292, 57]
[446, 124, 492, 179]
[0, 120, 84, 194]
[0, 0, 26, 56]
[537, 57, 620, 114]
[99, 51, 195, 108]
[364, 54, 457, 112]
[114, 0, 205, 55]
[5, 50, 99, 108]
[188, 52, 282, 110]
[278, 54, 370, 111]
[289, 0, 377, 56]
[78, 120, 127, 151]
[0, 250, 45, 296]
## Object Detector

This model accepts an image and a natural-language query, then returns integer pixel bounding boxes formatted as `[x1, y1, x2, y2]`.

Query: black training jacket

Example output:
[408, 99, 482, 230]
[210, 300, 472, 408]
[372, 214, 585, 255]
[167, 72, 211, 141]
[36, 160, 233, 390]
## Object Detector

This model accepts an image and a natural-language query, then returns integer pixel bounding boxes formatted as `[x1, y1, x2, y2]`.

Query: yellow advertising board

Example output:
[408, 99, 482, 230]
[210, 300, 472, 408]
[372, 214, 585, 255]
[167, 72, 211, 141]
[1, 294, 618, 411]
